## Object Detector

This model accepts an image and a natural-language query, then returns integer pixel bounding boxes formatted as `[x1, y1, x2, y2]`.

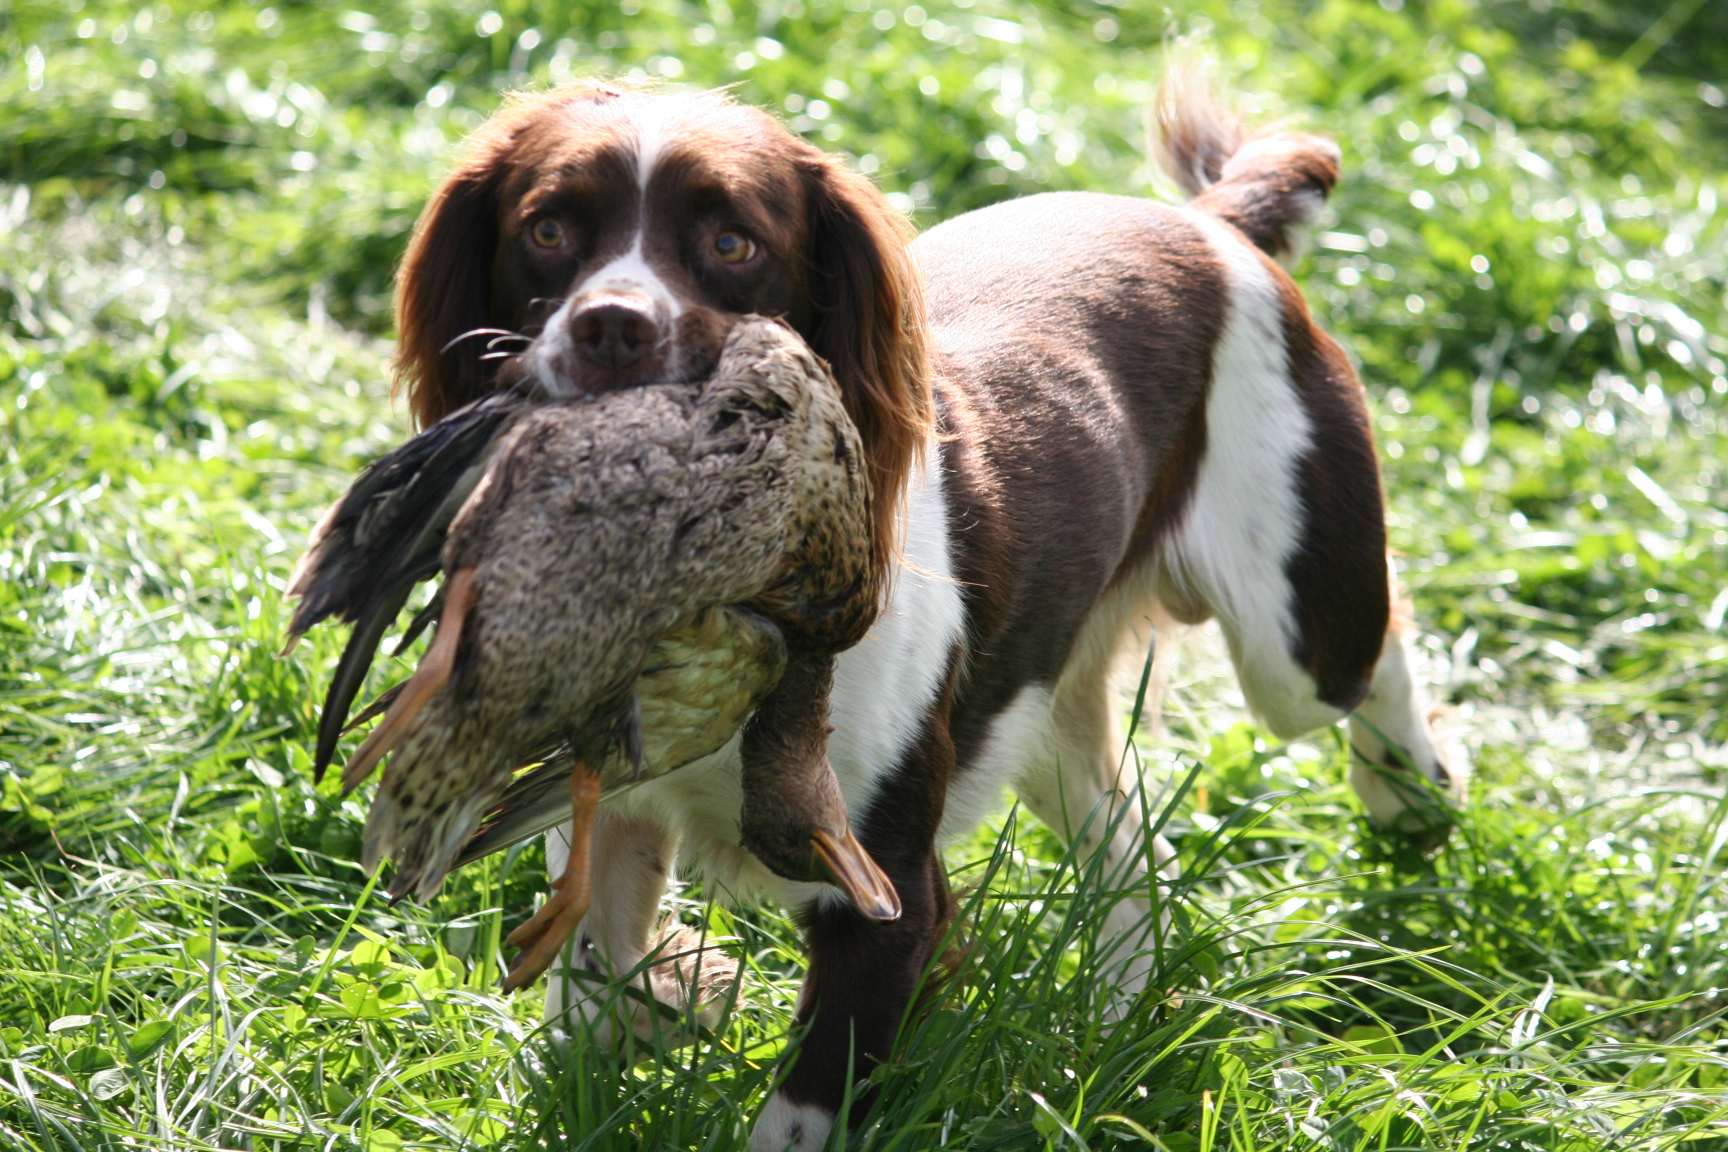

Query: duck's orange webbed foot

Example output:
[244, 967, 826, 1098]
[501, 762, 601, 993]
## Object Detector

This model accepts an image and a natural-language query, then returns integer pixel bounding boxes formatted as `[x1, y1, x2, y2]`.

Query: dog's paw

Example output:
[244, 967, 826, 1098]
[749, 1093, 834, 1152]
[639, 924, 740, 1035]
[545, 923, 740, 1049]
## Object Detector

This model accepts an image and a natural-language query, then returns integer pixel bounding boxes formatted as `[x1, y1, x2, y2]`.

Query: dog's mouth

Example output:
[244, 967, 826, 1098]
[513, 299, 741, 399]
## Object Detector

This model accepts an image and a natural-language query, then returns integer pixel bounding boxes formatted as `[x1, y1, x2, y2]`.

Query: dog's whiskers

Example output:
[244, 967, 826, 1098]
[440, 327, 530, 355]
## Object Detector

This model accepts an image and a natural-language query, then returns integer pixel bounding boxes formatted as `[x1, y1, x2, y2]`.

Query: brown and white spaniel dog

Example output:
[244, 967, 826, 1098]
[392, 75, 1456, 1150]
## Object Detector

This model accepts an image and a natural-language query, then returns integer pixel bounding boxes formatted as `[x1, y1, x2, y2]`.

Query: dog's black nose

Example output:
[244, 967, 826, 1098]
[568, 297, 660, 371]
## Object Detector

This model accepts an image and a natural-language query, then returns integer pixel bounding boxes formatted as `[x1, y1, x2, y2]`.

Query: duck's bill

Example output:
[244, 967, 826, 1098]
[810, 828, 901, 922]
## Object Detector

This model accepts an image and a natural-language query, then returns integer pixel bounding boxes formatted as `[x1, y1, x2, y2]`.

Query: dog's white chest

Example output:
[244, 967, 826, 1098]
[825, 453, 965, 809]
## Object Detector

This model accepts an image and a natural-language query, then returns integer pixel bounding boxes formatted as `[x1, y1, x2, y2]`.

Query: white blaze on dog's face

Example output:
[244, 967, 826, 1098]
[479, 90, 821, 397]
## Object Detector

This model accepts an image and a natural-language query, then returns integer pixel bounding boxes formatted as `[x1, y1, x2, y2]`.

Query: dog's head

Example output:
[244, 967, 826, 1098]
[394, 82, 931, 580]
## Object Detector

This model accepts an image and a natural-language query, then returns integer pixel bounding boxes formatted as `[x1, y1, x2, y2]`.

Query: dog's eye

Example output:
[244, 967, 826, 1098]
[712, 231, 756, 264]
[529, 217, 566, 249]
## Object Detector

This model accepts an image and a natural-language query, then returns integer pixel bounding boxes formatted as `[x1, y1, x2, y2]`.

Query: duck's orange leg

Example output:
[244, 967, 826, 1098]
[501, 762, 602, 993]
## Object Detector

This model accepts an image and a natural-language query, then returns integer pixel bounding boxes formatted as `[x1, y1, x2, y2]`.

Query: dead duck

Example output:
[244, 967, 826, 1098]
[285, 317, 901, 990]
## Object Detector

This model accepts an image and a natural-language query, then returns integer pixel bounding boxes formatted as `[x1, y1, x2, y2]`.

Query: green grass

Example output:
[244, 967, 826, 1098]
[3, 0, 1728, 1147]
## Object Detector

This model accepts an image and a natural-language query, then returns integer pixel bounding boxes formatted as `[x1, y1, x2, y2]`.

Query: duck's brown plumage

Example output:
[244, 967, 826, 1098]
[286, 318, 900, 988]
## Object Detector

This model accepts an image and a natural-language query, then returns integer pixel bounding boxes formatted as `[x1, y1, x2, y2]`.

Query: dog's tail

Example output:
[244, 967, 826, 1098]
[1149, 55, 1341, 268]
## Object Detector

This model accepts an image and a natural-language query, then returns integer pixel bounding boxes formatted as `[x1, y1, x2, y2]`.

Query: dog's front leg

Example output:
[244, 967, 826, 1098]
[545, 810, 734, 1048]
[750, 715, 955, 1152]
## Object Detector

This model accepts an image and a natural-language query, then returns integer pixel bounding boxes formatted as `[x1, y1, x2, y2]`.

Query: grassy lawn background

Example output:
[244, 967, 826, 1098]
[2, 0, 1727, 1147]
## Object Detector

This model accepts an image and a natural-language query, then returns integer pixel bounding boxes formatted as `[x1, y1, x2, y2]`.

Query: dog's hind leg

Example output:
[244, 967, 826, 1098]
[1161, 210, 1454, 829]
[1347, 584, 1461, 833]
[1006, 583, 1178, 1005]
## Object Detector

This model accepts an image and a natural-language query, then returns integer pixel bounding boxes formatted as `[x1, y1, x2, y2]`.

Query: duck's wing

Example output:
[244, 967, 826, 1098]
[449, 754, 577, 870]
[284, 389, 531, 779]
[452, 606, 788, 867]
[287, 389, 530, 633]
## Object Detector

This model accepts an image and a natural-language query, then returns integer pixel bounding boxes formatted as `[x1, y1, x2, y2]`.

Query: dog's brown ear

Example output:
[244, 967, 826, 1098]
[801, 156, 933, 581]
[393, 161, 502, 429]
[394, 82, 626, 428]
